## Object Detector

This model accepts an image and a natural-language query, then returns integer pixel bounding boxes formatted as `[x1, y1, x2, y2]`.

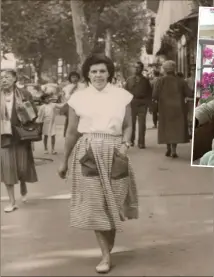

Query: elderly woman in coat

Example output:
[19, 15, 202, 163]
[1, 67, 38, 212]
[153, 60, 191, 157]
[58, 54, 138, 273]
[195, 99, 214, 166]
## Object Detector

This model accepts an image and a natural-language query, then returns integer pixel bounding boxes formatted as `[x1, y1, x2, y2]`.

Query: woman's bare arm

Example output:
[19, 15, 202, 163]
[122, 104, 132, 143]
[63, 107, 81, 164]
[55, 103, 66, 109]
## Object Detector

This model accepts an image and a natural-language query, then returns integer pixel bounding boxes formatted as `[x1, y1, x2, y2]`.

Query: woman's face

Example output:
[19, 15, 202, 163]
[0, 71, 16, 90]
[88, 63, 109, 91]
[70, 75, 79, 84]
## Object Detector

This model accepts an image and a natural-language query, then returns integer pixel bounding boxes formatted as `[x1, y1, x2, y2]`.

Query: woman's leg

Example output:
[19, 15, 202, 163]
[51, 135, 57, 154]
[20, 180, 28, 202]
[95, 231, 111, 273]
[44, 135, 48, 153]
[4, 184, 17, 212]
[165, 144, 171, 157]
[171, 144, 178, 158]
[106, 230, 116, 252]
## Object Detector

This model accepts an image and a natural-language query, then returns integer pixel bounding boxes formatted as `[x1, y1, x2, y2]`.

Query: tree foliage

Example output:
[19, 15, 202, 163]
[72, 0, 150, 76]
[2, 0, 78, 81]
[2, 0, 149, 81]
[101, 1, 151, 77]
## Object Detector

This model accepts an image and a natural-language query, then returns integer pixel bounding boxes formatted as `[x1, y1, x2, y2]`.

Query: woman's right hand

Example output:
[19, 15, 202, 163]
[58, 162, 68, 179]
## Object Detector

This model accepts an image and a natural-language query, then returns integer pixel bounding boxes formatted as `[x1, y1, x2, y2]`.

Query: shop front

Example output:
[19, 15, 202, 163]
[169, 12, 198, 78]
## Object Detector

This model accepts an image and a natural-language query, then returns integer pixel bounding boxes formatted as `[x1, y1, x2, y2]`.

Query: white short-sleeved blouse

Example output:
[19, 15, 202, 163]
[67, 83, 133, 135]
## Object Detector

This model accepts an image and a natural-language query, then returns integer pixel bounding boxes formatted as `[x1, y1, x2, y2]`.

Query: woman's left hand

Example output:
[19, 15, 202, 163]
[119, 143, 128, 156]
[58, 162, 68, 179]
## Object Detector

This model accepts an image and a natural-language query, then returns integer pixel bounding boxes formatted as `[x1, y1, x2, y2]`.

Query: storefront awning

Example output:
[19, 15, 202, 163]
[153, 0, 192, 55]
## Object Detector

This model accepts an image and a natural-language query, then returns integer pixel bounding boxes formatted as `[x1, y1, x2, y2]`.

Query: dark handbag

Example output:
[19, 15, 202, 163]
[1, 134, 13, 148]
[13, 122, 43, 142]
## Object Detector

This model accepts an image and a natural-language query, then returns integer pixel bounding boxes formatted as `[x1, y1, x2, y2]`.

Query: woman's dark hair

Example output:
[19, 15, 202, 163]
[82, 54, 115, 83]
[68, 71, 80, 83]
[40, 93, 51, 102]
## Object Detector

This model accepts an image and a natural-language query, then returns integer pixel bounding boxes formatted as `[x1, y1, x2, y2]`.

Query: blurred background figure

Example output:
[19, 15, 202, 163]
[153, 60, 191, 158]
[150, 70, 160, 128]
[1, 64, 38, 212]
[185, 65, 196, 139]
[37, 93, 65, 154]
[61, 71, 86, 137]
[125, 61, 152, 148]
[112, 76, 123, 88]
[61, 71, 83, 102]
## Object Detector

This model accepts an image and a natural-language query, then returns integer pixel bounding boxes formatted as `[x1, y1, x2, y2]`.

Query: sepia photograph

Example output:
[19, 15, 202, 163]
[192, 6, 214, 167]
[1, 0, 213, 276]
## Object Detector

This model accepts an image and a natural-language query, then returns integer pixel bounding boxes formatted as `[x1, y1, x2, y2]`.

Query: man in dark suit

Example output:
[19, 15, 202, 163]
[125, 62, 152, 148]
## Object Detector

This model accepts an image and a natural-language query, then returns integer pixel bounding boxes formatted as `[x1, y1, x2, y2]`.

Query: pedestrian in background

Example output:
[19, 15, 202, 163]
[1, 65, 38, 212]
[125, 62, 152, 148]
[61, 71, 86, 137]
[37, 94, 65, 154]
[150, 70, 160, 128]
[58, 54, 138, 274]
[153, 60, 191, 157]
[185, 65, 195, 138]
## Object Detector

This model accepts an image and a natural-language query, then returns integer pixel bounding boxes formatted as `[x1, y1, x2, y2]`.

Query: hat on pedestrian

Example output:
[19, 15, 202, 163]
[162, 60, 176, 73]
[1, 59, 17, 72]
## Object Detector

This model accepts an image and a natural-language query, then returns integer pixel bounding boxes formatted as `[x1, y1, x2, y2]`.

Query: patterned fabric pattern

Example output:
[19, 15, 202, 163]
[67, 133, 138, 232]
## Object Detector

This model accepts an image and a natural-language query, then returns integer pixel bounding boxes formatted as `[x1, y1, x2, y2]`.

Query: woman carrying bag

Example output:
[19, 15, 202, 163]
[1, 65, 38, 213]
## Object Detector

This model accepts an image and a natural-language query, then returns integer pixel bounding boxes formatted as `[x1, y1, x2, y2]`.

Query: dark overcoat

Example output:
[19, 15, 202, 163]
[153, 75, 191, 144]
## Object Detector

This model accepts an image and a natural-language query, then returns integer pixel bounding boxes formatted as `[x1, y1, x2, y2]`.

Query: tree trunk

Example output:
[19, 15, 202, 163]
[70, 0, 90, 67]
[33, 56, 44, 84]
[105, 28, 112, 58]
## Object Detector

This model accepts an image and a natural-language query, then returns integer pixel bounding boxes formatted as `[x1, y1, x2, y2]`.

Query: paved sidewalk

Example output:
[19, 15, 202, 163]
[1, 115, 213, 276]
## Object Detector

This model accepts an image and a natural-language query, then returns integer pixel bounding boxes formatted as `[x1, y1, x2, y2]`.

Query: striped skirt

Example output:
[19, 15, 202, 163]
[1, 142, 38, 185]
[67, 133, 138, 231]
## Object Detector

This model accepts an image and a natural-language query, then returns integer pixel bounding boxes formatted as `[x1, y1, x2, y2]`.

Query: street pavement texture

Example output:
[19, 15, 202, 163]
[1, 115, 213, 276]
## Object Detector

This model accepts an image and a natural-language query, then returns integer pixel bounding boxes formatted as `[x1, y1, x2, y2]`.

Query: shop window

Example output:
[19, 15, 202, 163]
[197, 39, 214, 100]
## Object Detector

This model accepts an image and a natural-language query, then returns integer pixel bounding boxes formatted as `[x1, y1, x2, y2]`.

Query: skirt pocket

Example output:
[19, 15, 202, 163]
[111, 148, 129, 180]
[79, 146, 99, 177]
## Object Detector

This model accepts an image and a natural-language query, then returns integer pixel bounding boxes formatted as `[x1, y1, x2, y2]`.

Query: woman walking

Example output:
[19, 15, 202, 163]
[58, 54, 138, 273]
[153, 60, 191, 157]
[1, 67, 38, 212]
